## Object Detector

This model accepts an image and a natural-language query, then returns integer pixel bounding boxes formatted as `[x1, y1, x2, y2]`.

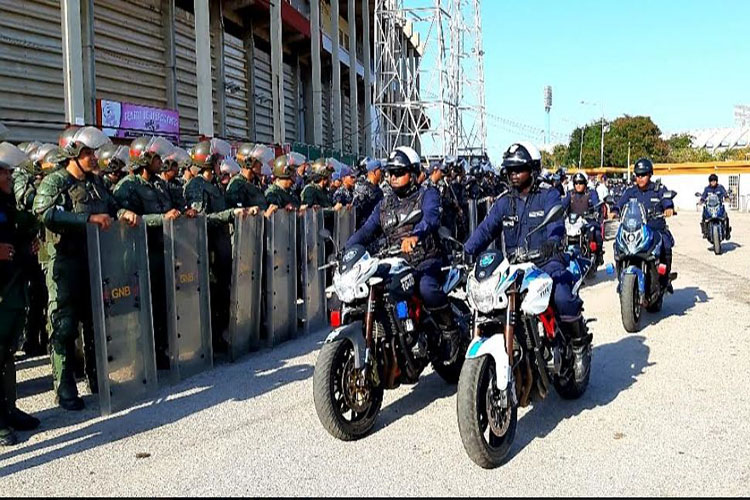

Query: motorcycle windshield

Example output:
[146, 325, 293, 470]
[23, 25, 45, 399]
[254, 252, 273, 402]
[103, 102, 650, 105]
[621, 199, 646, 232]
[706, 194, 721, 209]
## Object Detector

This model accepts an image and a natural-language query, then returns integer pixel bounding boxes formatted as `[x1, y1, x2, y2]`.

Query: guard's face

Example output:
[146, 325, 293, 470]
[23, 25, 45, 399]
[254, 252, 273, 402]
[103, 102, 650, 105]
[431, 170, 443, 183]
[635, 173, 650, 189]
[77, 147, 97, 172]
[343, 175, 356, 189]
[372, 169, 383, 184]
[0, 167, 11, 194]
[508, 167, 531, 189]
[710, 180, 718, 187]
[148, 155, 162, 174]
[574, 181, 586, 193]
[388, 167, 411, 189]
[277, 178, 293, 190]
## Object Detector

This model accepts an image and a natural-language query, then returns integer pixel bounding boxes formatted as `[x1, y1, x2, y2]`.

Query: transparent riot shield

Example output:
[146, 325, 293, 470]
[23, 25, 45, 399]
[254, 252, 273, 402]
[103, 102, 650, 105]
[264, 210, 298, 346]
[228, 213, 264, 360]
[87, 220, 158, 416]
[333, 206, 356, 253]
[163, 215, 213, 381]
[467, 199, 479, 234]
[299, 208, 327, 335]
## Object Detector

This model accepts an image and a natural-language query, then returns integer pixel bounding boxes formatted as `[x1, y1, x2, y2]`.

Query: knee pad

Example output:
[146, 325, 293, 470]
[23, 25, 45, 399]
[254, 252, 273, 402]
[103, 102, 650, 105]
[50, 314, 79, 345]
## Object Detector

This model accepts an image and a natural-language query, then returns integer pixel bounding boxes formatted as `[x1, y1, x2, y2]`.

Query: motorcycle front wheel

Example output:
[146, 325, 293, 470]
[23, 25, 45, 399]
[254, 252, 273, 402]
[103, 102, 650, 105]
[712, 224, 722, 255]
[457, 356, 517, 469]
[313, 339, 383, 441]
[620, 273, 642, 332]
[431, 299, 472, 384]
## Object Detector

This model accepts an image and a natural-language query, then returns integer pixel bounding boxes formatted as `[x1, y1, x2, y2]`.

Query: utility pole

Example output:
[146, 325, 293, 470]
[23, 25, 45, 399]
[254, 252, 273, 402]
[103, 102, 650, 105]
[578, 125, 586, 169]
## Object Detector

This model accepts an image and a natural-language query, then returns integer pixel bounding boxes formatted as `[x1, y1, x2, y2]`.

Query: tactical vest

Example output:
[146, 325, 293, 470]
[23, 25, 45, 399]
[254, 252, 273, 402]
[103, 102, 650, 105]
[569, 192, 591, 216]
[379, 187, 439, 265]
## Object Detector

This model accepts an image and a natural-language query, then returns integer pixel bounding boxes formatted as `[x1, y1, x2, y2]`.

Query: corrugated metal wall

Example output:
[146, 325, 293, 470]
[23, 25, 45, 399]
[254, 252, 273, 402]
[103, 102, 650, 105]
[322, 68, 332, 148]
[0, 0, 64, 142]
[253, 47, 273, 144]
[174, 7, 198, 143]
[282, 61, 297, 143]
[224, 33, 249, 140]
[359, 93, 365, 156]
[342, 84, 352, 154]
[94, 0, 167, 109]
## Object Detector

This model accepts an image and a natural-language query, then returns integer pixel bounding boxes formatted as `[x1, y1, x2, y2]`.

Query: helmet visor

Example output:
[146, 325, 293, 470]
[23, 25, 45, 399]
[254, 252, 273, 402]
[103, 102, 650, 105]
[146, 136, 174, 158]
[0, 142, 28, 170]
[72, 127, 111, 151]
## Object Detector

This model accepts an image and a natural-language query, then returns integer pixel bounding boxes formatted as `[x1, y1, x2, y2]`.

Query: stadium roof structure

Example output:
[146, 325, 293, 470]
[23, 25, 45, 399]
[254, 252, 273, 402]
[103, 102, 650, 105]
[682, 127, 750, 152]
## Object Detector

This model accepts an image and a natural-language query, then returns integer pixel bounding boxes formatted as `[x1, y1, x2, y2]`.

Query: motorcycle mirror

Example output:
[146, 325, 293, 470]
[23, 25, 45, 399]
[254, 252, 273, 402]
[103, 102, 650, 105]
[604, 195, 614, 205]
[398, 209, 423, 228]
[318, 228, 332, 240]
[694, 192, 701, 197]
[526, 204, 564, 240]
[438, 226, 463, 247]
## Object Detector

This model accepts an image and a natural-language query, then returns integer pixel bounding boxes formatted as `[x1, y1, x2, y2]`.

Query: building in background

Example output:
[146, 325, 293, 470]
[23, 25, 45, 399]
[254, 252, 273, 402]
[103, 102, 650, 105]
[0, 0, 423, 162]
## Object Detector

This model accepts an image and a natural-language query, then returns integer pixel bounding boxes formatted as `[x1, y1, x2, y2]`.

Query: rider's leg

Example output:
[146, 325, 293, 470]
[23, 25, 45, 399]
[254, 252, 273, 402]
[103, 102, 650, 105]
[417, 263, 458, 357]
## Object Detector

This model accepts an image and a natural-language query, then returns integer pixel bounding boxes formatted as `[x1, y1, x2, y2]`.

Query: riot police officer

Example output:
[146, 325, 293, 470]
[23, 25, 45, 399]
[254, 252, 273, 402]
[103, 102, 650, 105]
[0, 142, 41, 445]
[610, 158, 676, 288]
[563, 172, 604, 265]
[34, 127, 139, 410]
[465, 142, 591, 377]
[352, 158, 383, 228]
[346, 146, 457, 358]
[184, 139, 244, 351]
[301, 158, 333, 208]
[161, 146, 191, 210]
[699, 173, 731, 239]
[228, 142, 269, 211]
[265, 154, 302, 211]
[114, 136, 184, 368]
[97, 143, 129, 193]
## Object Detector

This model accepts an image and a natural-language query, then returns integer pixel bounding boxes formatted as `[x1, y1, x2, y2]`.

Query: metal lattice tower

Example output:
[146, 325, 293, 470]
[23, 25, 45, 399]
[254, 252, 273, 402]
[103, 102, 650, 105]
[372, 0, 485, 158]
[373, 0, 455, 157]
[451, 0, 486, 156]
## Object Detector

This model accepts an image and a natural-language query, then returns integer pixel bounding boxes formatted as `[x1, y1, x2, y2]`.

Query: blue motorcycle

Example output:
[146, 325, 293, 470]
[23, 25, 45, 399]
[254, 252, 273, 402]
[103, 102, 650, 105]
[610, 193, 676, 332]
[696, 192, 729, 255]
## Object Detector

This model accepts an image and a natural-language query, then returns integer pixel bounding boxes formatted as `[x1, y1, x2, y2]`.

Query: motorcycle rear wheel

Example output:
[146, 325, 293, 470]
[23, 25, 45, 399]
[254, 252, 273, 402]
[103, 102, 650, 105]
[620, 273, 642, 333]
[313, 339, 383, 441]
[457, 356, 517, 469]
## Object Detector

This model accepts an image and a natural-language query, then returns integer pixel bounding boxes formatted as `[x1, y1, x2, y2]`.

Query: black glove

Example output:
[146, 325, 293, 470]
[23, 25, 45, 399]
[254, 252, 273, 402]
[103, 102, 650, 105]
[540, 240, 561, 259]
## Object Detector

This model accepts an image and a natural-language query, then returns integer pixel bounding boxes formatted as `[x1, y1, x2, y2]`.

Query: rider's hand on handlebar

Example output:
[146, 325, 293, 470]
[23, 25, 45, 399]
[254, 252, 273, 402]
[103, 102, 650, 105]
[664, 208, 675, 217]
[401, 236, 418, 254]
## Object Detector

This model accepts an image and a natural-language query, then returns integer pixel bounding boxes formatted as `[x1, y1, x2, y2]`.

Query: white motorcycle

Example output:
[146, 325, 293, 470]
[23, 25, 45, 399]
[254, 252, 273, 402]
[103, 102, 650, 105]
[455, 205, 592, 469]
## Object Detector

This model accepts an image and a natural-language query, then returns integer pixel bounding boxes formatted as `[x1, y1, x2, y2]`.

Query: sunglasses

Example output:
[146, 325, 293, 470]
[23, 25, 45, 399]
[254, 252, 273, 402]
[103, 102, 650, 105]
[635, 173, 649, 178]
[389, 168, 410, 178]
[574, 181, 586, 185]
[506, 166, 531, 174]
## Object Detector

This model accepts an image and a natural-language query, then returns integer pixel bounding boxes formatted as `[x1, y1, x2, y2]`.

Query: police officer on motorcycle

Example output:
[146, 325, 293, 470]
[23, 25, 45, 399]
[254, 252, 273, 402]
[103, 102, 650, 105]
[563, 172, 604, 266]
[345, 146, 458, 358]
[464, 142, 591, 377]
[699, 173, 731, 239]
[609, 158, 676, 288]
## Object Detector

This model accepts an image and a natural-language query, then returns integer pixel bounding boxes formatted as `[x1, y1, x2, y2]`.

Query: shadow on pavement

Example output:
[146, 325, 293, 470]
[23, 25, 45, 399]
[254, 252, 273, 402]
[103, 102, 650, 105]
[374, 372, 456, 433]
[583, 268, 616, 287]
[508, 334, 653, 463]
[711, 241, 742, 254]
[0, 332, 325, 477]
[646, 286, 710, 326]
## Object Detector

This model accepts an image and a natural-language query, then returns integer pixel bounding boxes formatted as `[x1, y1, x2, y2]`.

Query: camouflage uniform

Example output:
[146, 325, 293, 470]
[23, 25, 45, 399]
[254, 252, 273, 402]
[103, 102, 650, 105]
[225, 174, 267, 209]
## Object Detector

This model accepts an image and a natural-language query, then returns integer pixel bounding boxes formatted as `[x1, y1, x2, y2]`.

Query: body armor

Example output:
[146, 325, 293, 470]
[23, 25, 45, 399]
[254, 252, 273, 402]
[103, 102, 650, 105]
[379, 187, 440, 266]
[569, 191, 591, 216]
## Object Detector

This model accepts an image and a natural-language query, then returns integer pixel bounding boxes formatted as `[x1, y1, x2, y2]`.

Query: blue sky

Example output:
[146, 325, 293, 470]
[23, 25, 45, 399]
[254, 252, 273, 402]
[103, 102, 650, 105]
[480, 0, 750, 160]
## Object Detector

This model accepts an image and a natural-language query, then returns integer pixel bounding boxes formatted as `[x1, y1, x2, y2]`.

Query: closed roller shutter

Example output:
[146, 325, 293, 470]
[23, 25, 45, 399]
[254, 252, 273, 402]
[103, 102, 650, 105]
[253, 47, 273, 144]
[322, 69, 331, 148]
[175, 7, 198, 143]
[94, 0, 167, 111]
[0, 0, 64, 142]
[282, 61, 297, 143]
[224, 33, 249, 140]
[342, 86, 352, 154]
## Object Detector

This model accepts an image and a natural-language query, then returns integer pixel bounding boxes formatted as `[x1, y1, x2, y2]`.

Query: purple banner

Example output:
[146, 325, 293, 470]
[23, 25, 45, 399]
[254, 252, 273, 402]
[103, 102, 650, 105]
[98, 99, 179, 142]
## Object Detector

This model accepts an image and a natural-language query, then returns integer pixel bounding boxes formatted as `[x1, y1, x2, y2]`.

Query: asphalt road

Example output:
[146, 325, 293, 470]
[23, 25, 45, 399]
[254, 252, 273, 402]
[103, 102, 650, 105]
[3, 211, 750, 496]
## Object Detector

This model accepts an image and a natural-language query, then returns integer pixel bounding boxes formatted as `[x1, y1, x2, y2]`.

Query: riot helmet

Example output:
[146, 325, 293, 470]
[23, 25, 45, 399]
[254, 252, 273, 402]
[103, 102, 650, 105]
[61, 126, 111, 159]
[633, 158, 654, 177]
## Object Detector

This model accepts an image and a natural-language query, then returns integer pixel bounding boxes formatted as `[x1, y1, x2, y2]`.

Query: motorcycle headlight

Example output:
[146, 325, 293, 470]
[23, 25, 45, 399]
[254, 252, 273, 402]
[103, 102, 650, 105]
[467, 277, 496, 314]
[333, 263, 370, 303]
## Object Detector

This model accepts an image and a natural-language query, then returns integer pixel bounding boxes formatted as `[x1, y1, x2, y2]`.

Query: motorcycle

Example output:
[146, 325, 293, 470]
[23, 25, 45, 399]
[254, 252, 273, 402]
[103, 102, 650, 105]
[454, 205, 592, 469]
[564, 201, 604, 277]
[610, 192, 677, 332]
[313, 212, 472, 441]
[696, 192, 729, 255]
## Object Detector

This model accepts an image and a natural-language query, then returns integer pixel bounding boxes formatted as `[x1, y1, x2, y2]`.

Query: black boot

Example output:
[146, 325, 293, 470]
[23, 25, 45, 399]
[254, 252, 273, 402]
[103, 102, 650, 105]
[426, 305, 460, 361]
[560, 318, 592, 384]
[0, 353, 19, 445]
[52, 341, 85, 411]
[1, 357, 37, 429]
[7, 408, 40, 431]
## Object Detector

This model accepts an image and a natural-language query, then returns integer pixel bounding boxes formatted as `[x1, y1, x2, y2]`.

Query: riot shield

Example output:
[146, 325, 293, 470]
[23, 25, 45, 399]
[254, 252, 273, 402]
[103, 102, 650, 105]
[264, 210, 298, 346]
[299, 208, 327, 335]
[467, 199, 479, 234]
[228, 213, 264, 360]
[333, 206, 356, 253]
[87, 220, 158, 416]
[163, 216, 213, 382]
